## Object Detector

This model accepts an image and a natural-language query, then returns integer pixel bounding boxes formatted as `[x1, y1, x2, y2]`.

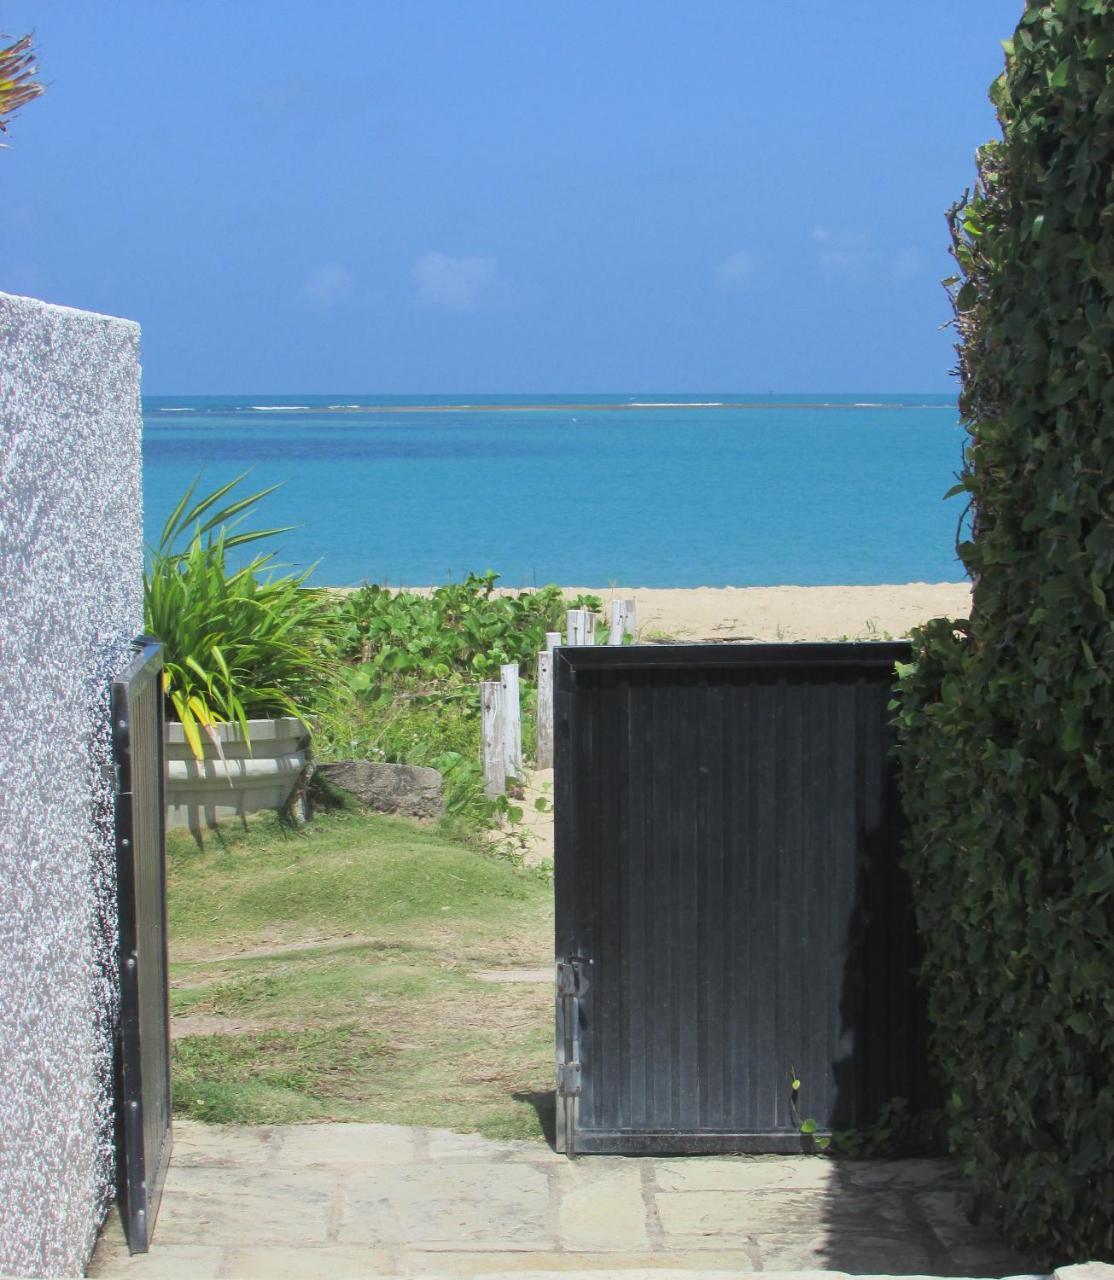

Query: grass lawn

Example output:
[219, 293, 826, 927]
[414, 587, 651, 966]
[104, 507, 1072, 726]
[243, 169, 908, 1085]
[167, 803, 555, 1141]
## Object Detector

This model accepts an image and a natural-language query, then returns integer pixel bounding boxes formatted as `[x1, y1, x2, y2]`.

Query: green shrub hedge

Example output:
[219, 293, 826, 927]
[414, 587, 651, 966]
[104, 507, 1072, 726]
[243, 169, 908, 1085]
[329, 573, 601, 680]
[894, 0, 1114, 1263]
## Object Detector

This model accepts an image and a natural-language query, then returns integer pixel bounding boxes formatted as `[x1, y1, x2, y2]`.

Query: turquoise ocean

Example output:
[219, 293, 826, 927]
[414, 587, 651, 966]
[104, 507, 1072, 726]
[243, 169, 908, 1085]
[142, 393, 969, 588]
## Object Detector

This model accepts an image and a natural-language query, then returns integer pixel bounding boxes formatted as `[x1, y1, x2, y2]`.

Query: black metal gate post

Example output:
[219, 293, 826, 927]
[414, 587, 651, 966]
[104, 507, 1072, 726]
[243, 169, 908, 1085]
[554, 642, 931, 1156]
[111, 637, 172, 1251]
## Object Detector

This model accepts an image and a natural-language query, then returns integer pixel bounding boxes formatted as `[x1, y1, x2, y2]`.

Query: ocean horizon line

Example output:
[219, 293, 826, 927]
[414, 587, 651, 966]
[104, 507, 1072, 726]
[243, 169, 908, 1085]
[146, 399, 958, 416]
[142, 392, 961, 421]
[142, 390, 958, 408]
[143, 388, 957, 396]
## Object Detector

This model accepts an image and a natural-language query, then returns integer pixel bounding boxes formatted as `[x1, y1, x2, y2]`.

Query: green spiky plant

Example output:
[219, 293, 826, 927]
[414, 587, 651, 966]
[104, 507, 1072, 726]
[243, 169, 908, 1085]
[144, 474, 338, 760]
[0, 34, 43, 142]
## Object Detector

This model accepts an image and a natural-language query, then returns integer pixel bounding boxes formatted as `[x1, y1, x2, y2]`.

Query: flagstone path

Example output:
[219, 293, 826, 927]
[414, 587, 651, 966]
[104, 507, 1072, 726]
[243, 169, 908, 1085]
[87, 1121, 1041, 1280]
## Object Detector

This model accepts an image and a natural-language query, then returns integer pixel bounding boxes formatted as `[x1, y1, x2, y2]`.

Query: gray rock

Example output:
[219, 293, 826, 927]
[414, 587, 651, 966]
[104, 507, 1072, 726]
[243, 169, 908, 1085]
[316, 761, 445, 819]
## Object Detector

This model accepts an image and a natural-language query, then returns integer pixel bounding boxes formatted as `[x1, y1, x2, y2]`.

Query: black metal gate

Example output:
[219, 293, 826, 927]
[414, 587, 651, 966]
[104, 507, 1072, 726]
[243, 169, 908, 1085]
[111, 637, 172, 1251]
[554, 642, 932, 1155]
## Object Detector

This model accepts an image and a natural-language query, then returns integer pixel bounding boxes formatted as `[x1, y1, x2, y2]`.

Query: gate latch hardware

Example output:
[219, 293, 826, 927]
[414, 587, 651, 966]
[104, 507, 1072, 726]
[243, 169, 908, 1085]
[557, 1061, 582, 1096]
[556, 958, 589, 997]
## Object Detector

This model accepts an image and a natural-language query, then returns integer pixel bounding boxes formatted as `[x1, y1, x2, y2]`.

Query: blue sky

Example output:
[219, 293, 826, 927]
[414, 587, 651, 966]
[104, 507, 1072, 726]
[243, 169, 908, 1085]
[3, 2, 1022, 394]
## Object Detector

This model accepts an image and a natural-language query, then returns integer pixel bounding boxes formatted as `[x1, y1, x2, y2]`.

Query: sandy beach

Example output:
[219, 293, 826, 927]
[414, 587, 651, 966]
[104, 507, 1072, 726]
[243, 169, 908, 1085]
[566, 581, 972, 642]
[379, 581, 972, 641]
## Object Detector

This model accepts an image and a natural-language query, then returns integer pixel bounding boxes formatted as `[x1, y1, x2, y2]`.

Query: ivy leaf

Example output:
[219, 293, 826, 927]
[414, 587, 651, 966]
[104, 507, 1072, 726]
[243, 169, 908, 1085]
[1084, 848, 1114, 894]
[956, 282, 979, 310]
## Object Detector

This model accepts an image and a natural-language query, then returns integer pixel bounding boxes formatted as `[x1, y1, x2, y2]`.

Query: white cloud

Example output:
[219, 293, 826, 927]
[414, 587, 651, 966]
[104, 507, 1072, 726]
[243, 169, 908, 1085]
[413, 251, 497, 311]
[811, 231, 923, 284]
[716, 249, 756, 286]
[813, 226, 868, 249]
[813, 229, 872, 278]
[820, 249, 863, 273]
[302, 264, 354, 305]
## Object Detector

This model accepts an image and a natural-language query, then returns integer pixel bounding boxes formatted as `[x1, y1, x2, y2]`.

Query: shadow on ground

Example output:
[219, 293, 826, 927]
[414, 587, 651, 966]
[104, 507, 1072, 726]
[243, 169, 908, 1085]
[815, 1159, 1035, 1276]
[512, 1087, 556, 1148]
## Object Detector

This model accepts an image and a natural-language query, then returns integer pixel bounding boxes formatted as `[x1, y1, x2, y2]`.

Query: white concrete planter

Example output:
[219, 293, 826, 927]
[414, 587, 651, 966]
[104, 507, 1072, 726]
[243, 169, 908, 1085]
[165, 716, 309, 832]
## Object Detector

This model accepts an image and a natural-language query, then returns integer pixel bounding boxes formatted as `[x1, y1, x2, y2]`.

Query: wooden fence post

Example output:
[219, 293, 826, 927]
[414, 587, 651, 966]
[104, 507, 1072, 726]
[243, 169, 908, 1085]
[546, 630, 561, 655]
[567, 609, 596, 646]
[536, 650, 554, 769]
[609, 599, 636, 645]
[500, 663, 522, 781]
[481, 680, 505, 796]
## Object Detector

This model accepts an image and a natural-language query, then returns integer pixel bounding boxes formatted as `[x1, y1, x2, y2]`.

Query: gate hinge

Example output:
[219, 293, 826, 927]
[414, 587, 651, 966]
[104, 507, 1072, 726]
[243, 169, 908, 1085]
[556, 958, 589, 997]
[101, 762, 121, 794]
[557, 1061, 582, 1096]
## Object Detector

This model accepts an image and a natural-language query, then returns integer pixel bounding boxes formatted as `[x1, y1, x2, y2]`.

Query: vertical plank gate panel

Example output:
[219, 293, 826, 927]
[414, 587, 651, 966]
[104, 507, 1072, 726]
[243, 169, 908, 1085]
[554, 642, 932, 1155]
[111, 638, 172, 1251]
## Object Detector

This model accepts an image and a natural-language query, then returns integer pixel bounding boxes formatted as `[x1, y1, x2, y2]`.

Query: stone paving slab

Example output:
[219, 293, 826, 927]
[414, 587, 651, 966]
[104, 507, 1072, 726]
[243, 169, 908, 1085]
[338, 1162, 555, 1250]
[153, 1163, 338, 1247]
[87, 1121, 1043, 1280]
[558, 1163, 651, 1252]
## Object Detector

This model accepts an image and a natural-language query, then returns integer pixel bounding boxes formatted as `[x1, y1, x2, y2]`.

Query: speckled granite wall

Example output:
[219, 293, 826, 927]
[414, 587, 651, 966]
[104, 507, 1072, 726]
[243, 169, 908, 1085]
[0, 293, 142, 1278]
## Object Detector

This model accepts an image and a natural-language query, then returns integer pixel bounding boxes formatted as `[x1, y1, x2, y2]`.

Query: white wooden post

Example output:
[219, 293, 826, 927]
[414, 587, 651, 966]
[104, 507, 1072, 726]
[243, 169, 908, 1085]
[567, 609, 596, 645]
[546, 630, 561, 655]
[500, 663, 523, 781]
[566, 609, 586, 645]
[481, 680, 505, 796]
[536, 650, 554, 769]
[609, 599, 636, 645]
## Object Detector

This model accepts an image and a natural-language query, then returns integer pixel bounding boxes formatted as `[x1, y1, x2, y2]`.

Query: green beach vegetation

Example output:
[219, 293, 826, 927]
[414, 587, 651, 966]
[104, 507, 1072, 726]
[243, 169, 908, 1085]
[315, 573, 600, 839]
[329, 572, 579, 679]
[145, 472, 601, 837]
[143, 474, 339, 760]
